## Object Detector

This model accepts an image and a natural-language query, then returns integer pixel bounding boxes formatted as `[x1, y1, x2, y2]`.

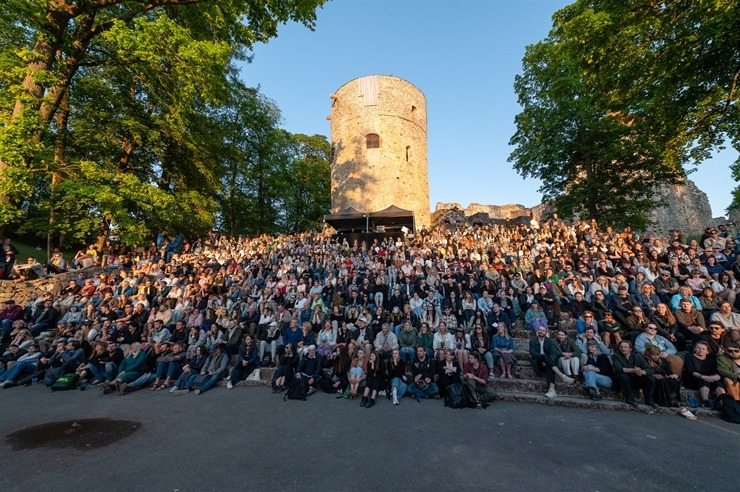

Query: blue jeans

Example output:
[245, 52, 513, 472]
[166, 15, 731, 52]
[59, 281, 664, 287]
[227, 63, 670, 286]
[400, 347, 416, 362]
[409, 381, 439, 399]
[583, 371, 612, 395]
[87, 362, 117, 382]
[391, 325, 402, 339]
[155, 361, 182, 380]
[185, 373, 222, 393]
[0, 361, 37, 382]
[391, 377, 408, 399]
[1, 319, 16, 341]
[28, 322, 50, 336]
[128, 373, 156, 391]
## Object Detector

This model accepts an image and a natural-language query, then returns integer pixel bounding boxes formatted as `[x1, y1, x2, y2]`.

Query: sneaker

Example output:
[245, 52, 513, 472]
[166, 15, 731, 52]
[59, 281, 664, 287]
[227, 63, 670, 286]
[226, 381, 234, 390]
[173, 389, 189, 396]
[193, 389, 201, 396]
[587, 386, 599, 400]
[91, 379, 103, 386]
[702, 400, 712, 409]
[392, 396, 399, 405]
[117, 382, 127, 395]
[307, 387, 316, 396]
[560, 374, 575, 385]
[488, 373, 496, 381]
[626, 399, 638, 408]
[545, 387, 557, 399]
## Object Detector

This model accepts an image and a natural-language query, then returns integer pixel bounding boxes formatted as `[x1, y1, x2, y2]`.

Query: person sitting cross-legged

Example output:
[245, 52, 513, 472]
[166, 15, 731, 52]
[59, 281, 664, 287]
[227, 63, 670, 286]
[183, 344, 228, 395]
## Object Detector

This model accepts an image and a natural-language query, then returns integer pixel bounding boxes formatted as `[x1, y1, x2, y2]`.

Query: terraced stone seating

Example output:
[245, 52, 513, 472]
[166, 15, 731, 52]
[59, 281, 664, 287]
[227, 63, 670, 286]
[219, 322, 721, 418]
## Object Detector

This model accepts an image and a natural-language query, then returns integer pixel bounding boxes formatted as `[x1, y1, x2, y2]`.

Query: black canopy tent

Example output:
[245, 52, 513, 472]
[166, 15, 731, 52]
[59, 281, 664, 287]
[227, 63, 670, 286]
[324, 205, 415, 234]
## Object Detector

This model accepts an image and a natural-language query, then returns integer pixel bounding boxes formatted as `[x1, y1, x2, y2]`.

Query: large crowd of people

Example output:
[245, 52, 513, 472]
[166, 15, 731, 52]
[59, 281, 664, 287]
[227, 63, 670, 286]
[1, 217, 739, 412]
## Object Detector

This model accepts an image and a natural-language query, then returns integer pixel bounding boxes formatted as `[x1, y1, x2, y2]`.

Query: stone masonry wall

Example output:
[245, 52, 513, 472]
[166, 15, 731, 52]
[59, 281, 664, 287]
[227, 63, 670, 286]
[329, 75, 430, 228]
[0, 267, 107, 307]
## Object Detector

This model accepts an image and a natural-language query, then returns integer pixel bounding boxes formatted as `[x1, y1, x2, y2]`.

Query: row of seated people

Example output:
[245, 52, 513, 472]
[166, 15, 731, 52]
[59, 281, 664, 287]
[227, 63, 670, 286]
[529, 324, 740, 408]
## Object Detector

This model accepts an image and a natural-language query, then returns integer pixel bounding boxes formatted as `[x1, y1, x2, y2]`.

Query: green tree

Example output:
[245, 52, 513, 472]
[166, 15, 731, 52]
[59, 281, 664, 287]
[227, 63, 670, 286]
[543, 0, 740, 209]
[509, 4, 684, 229]
[277, 132, 331, 233]
[0, 0, 327, 246]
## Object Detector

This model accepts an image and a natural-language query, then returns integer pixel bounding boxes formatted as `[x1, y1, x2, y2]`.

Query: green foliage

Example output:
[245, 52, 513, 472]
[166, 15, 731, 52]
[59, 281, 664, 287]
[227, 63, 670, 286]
[214, 85, 331, 236]
[509, 1, 690, 229]
[549, 0, 740, 212]
[0, 0, 328, 245]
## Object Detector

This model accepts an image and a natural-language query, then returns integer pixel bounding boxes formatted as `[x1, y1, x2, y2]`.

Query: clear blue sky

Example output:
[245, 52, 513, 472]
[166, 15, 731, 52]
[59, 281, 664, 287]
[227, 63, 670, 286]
[239, 0, 738, 218]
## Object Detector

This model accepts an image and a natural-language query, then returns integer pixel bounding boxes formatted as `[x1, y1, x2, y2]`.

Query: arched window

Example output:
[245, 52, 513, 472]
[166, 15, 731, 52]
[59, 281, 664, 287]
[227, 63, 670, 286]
[366, 133, 380, 149]
[405, 146, 412, 162]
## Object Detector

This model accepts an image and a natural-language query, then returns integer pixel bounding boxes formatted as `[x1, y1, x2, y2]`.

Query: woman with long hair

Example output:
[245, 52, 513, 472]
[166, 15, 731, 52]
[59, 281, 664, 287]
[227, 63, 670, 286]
[348, 347, 368, 399]
[359, 351, 386, 408]
[492, 323, 517, 379]
[643, 345, 680, 407]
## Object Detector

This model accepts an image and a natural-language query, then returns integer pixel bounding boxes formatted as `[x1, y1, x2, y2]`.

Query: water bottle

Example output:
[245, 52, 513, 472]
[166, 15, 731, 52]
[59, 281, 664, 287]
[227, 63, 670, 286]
[687, 396, 698, 408]
[31, 377, 38, 385]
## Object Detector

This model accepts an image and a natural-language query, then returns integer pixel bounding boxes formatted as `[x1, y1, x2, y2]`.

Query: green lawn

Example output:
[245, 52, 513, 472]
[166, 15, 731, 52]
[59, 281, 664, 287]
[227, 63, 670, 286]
[8, 240, 76, 264]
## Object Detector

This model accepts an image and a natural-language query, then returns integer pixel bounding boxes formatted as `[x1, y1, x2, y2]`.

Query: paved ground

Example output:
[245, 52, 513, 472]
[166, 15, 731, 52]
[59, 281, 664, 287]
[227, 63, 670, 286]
[1, 385, 738, 492]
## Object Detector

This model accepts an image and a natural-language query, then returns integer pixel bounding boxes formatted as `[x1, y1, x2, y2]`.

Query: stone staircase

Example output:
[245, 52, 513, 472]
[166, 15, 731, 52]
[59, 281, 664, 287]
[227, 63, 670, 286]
[221, 322, 721, 418]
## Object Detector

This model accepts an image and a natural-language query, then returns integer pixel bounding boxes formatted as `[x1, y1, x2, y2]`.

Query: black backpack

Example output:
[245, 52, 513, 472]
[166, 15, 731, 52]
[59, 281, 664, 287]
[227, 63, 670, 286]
[285, 376, 308, 401]
[715, 394, 740, 424]
[463, 382, 482, 408]
[260, 353, 272, 368]
[444, 383, 468, 409]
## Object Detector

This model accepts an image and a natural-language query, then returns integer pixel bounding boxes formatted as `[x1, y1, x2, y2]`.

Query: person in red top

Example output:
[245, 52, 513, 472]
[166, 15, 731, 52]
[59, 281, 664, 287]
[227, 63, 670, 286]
[1, 300, 24, 343]
[462, 351, 497, 408]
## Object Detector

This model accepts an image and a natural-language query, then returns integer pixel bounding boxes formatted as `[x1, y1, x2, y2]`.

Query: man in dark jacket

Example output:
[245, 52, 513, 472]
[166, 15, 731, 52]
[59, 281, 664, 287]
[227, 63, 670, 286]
[529, 325, 574, 399]
[409, 346, 439, 401]
[612, 340, 657, 408]
[28, 300, 58, 336]
[297, 345, 322, 394]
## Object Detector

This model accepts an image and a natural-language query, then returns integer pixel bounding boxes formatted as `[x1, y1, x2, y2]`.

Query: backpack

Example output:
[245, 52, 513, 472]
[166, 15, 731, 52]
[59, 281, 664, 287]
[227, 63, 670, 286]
[444, 383, 468, 409]
[260, 353, 272, 368]
[715, 394, 740, 424]
[285, 376, 308, 401]
[50, 373, 79, 391]
[463, 382, 482, 408]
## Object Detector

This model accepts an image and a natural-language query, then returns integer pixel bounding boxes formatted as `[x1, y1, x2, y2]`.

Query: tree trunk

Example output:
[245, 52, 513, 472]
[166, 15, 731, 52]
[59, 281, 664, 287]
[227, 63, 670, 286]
[48, 91, 70, 259]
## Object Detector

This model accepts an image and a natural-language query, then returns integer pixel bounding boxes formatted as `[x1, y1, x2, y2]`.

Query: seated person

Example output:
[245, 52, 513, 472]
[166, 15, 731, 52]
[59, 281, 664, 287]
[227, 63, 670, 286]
[582, 340, 613, 400]
[150, 342, 187, 391]
[436, 348, 461, 398]
[101, 342, 148, 394]
[227, 334, 259, 389]
[182, 343, 228, 395]
[611, 340, 657, 408]
[13, 257, 45, 280]
[553, 328, 581, 379]
[529, 325, 574, 400]
[359, 350, 385, 408]
[462, 351, 497, 408]
[409, 346, 439, 401]
[683, 340, 725, 409]
[296, 345, 322, 395]
[0, 345, 41, 387]
[717, 341, 740, 400]
[643, 345, 681, 407]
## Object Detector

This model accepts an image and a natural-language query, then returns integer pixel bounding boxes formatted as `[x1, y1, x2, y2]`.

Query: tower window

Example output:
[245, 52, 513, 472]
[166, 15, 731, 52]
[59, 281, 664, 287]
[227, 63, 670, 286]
[411, 105, 417, 114]
[366, 134, 380, 149]
[406, 146, 412, 162]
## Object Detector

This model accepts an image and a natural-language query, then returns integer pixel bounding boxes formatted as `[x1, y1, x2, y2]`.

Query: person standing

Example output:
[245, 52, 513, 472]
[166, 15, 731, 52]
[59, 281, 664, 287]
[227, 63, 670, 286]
[0, 238, 19, 279]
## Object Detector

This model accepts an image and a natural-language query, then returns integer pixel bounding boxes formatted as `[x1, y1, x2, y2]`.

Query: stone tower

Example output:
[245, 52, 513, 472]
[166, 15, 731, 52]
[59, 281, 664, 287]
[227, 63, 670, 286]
[329, 75, 430, 229]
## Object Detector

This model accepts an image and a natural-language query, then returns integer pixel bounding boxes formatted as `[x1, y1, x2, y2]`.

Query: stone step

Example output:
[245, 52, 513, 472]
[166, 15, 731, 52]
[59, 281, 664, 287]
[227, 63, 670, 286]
[491, 377, 714, 406]
[494, 390, 720, 418]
